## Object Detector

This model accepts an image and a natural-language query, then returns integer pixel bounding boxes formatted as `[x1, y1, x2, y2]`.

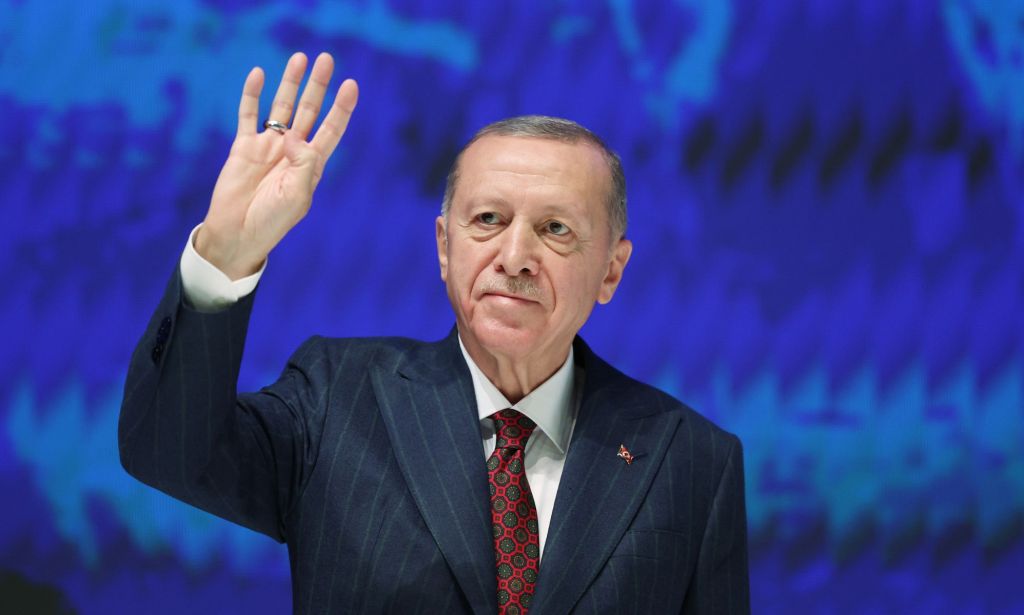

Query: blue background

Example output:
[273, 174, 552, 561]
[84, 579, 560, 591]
[2, 0, 1022, 613]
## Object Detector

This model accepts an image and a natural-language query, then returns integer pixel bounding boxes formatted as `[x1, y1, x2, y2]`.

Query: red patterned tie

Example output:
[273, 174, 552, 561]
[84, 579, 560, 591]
[487, 409, 540, 614]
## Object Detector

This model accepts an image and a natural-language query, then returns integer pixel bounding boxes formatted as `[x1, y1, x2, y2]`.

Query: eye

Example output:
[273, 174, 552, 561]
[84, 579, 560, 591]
[545, 220, 570, 236]
[476, 212, 501, 225]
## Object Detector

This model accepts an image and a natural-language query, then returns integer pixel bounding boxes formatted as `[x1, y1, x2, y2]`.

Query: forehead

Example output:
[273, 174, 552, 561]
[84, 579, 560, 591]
[455, 135, 611, 215]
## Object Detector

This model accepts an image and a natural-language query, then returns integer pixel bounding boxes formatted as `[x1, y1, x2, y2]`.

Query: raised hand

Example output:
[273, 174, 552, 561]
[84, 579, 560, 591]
[195, 52, 359, 280]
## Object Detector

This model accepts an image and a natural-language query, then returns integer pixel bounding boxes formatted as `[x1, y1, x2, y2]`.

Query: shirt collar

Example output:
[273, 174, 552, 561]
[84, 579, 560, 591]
[458, 335, 575, 455]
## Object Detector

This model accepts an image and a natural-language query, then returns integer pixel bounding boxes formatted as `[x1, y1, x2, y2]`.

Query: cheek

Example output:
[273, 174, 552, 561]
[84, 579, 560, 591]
[447, 248, 486, 299]
[553, 267, 603, 313]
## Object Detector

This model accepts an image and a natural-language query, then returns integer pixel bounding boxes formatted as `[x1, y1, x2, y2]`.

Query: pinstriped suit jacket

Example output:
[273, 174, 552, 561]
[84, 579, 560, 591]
[119, 270, 750, 614]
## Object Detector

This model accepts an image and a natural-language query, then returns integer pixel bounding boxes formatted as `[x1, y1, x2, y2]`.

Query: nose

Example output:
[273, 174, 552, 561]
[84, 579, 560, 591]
[494, 219, 540, 276]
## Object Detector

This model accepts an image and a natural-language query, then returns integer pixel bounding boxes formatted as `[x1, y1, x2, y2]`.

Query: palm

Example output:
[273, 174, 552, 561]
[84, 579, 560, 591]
[198, 52, 359, 280]
[212, 134, 316, 250]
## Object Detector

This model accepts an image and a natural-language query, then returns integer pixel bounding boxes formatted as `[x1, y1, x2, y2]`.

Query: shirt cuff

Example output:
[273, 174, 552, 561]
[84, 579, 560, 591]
[179, 224, 265, 312]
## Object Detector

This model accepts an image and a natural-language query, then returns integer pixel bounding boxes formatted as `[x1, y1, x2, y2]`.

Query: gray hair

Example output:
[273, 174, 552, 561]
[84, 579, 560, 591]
[441, 115, 627, 240]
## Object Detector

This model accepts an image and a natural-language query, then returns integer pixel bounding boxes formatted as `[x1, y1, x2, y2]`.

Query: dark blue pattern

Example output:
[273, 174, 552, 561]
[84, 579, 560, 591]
[2, 0, 1022, 612]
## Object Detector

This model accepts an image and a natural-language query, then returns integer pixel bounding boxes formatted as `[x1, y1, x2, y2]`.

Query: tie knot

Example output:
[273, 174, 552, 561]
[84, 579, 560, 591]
[491, 409, 536, 451]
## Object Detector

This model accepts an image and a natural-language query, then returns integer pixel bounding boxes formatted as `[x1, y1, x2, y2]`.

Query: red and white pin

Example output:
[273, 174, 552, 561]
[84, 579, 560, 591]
[617, 444, 635, 465]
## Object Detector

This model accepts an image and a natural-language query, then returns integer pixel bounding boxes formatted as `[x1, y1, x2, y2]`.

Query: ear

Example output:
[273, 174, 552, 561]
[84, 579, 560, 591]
[435, 215, 449, 282]
[597, 238, 632, 304]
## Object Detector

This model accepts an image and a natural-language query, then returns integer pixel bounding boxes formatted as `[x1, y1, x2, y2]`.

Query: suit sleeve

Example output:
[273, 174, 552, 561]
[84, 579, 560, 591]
[118, 267, 326, 542]
[681, 434, 751, 614]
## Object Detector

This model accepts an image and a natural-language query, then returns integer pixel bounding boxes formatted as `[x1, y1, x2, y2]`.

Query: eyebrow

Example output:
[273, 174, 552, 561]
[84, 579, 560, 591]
[464, 196, 512, 209]
[467, 197, 586, 216]
[529, 203, 592, 227]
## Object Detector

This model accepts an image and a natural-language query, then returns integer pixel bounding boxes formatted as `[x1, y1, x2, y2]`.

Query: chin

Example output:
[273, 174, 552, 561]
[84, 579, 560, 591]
[470, 319, 543, 359]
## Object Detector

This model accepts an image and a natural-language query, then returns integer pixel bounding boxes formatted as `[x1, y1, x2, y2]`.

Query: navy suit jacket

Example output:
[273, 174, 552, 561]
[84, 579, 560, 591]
[119, 271, 750, 614]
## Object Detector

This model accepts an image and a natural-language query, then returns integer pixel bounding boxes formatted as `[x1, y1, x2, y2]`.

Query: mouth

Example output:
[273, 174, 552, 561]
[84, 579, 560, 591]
[482, 291, 538, 304]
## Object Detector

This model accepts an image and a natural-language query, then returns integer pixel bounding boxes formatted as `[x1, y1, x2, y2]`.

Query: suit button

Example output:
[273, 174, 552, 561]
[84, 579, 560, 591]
[151, 343, 164, 364]
[158, 316, 172, 336]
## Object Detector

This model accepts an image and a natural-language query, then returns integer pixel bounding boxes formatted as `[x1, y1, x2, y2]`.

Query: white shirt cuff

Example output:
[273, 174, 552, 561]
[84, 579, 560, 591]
[179, 224, 265, 312]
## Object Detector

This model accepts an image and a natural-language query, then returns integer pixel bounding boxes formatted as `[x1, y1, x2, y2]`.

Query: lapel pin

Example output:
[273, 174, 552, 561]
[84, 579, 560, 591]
[617, 444, 635, 465]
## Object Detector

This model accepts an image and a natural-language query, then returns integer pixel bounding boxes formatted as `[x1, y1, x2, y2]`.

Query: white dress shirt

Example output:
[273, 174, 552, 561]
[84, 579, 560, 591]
[179, 225, 264, 312]
[459, 337, 578, 560]
[179, 225, 580, 559]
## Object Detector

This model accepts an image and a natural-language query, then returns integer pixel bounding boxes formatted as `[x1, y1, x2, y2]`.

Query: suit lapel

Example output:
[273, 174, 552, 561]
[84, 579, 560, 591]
[371, 330, 497, 615]
[530, 339, 682, 615]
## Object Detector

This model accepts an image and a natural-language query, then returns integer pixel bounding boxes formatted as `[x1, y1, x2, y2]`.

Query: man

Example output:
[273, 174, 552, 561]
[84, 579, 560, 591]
[119, 51, 749, 614]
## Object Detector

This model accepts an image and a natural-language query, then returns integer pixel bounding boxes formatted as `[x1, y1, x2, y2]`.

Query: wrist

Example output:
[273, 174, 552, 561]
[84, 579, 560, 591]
[194, 225, 265, 280]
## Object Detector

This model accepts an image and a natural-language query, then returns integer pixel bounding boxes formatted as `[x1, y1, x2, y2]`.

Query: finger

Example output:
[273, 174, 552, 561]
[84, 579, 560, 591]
[291, 52, 334, 140]
[310, 78, 359, 162]
[267, 52, 308, 125]
[237, 67, 264, 137]
[283, 130, 319, 188]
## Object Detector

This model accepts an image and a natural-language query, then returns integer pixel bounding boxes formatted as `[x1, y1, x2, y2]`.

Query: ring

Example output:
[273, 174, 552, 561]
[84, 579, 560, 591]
[263, 119, 287, 134]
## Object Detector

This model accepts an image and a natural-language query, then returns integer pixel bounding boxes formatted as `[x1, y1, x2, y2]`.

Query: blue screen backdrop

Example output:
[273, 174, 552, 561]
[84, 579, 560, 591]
[2, 0, 1022, 613]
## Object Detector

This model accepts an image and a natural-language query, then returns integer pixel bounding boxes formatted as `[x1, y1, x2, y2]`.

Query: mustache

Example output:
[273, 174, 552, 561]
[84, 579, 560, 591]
[479, 277, 541, 299]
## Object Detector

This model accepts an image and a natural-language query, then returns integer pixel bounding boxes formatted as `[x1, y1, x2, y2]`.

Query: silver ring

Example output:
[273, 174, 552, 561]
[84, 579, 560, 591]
[263, 119, 287, 134]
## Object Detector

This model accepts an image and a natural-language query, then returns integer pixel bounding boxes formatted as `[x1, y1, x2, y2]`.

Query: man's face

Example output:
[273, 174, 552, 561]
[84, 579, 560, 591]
[436, 135, 632, 365]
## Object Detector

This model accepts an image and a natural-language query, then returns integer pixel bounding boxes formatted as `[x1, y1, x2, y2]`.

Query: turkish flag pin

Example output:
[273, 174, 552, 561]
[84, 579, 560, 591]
[617, 444, 635, 465]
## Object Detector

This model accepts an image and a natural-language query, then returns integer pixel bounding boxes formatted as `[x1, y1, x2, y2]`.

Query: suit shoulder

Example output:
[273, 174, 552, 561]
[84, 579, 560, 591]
[646, 382, 734, 436]
[287, 334, 429, 367]
[592, 358, 740, 448]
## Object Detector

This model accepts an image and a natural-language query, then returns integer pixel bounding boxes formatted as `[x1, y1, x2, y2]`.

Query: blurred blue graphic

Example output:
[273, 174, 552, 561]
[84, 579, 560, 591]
[2, 0, 1022, 613]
